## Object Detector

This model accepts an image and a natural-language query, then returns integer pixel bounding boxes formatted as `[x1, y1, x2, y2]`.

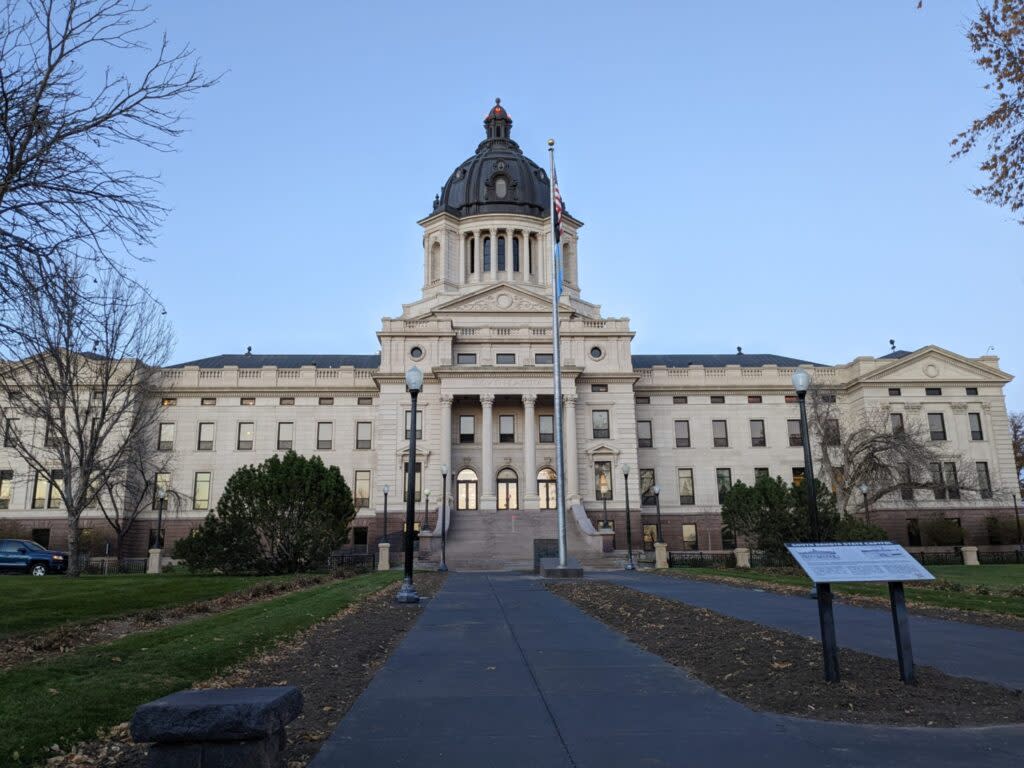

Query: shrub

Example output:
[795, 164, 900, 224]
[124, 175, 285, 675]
[922, 518, 965, 547]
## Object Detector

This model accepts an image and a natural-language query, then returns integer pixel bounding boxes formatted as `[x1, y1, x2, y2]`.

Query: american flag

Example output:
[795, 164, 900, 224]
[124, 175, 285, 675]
[551, 165, 564, 298]
[552, 167, 564, 243]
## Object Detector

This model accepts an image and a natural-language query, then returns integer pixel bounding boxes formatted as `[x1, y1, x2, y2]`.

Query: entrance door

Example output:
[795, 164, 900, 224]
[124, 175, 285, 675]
[496, 468, 518, 510]
[538, 468, 557, 510]
[456, 469, 478, 510]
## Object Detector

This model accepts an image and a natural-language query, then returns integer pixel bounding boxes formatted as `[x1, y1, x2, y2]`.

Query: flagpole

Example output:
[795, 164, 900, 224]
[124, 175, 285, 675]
[548, 138, 568, 568]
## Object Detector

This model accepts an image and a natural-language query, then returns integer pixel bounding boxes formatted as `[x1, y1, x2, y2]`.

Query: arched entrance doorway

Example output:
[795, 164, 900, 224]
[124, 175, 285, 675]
[456, 468, 478, 510]
[538, 468, 557, 510]
[496, 468, 519, 510]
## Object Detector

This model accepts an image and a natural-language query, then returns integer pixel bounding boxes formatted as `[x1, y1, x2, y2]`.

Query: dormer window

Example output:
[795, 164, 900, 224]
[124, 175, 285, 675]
[495, 176, 508, 198]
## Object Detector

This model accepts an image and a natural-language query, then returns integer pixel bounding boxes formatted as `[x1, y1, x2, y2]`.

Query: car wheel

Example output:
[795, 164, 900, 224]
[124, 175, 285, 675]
[30, 564, 47, 577]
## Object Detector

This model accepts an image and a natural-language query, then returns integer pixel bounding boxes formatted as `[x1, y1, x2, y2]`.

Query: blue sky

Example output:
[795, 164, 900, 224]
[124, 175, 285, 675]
[127, 2, 1021, 409]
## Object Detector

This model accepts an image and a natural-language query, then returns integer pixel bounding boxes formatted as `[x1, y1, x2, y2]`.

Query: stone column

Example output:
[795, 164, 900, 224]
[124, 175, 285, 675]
[523, 394, 537, 504]
[440, 394, 453, 480]
[480, 394, 495, 506]
[563, 395, 579, 503]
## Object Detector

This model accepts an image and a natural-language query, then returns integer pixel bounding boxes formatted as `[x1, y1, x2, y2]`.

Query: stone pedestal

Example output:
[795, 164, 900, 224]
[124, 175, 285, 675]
[539, 556, 584, 578]
[961, 545, 979, 566]
[734, 547, 751, 569]
[377, 542, 391, 571]
[147, 548, 163, 575]
[654, 542, 669, 570]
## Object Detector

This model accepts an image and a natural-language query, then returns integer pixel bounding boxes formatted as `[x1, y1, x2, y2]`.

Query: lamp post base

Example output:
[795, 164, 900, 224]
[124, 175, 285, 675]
[438, 562, 448, 572]
[624, 560, 636, 571]
[395, 578, 420, 604]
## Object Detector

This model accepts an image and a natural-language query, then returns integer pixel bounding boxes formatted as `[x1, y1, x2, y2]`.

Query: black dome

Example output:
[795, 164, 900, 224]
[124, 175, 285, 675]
[431, 99, 559, 219]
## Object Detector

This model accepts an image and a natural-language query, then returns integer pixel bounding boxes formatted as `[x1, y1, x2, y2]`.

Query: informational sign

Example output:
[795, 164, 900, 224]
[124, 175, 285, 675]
[784, 541, 934, 584]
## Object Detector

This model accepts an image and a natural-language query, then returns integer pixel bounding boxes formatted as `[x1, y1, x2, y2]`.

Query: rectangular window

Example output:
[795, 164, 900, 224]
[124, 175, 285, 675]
[158, 422, 175, 451]
[0, 470, 12, 509]
[356, 421, 372, 450]
[785, 395, 799, 404]
[317, 422, 333, 450]
[930, 462, 946, 500]
[405, 410, 423, 440]
[354, 470, 370, 510]
[32, 472, 47, 509]
[592, 410, 610, 439]
[31, 528, 49, 548]
[535, 353, 553, 364]
[161, 397, 177, 407]
[925, 388, 942, 396]
[820, 393, 837, 404]
[594, 461, 613, 500]
[788, 419, 803, 447]
[591, 384, 608, 393]
[901, 464, 915, 501]
[890, 413, 905, 434]
[750, 419, 766, 447]
[237, 422, 254, 450]
[747, 395, 762, 404]
[280, 397, 295, 406]
[928, 413, 946, 441]
[907, 518, 921, 547]
[640, 468, 656, 505]
[403, 461, 422, 502]
[888, 388, 901, 397]
[357, 396, 373, 405]
[240, 397, 255, 406]
[977, 462, 993, 499]
[456, 353, 477, 365]
[201, 397, 216, 406]
[277, 422, 293, 450]
[682, 523, 698, 551]
[459, 415, 475, 444]
[319, 397, 334, 406]
[48, 471, 63, 509]
[44, 419, 58, 448]
[823, 418, 841, 446]
[197, 422, 214, 451]
[674, 420, 690, 448]
[193, 472, 211, 510]
[792, 467, 805, 486]
[539, 415, 554, 443]
[968, 412, 983, 441]
[496, 353, 516, 365]
[499, 414, 515, 443]
[944, 462, 960, 500]
[712, 420, 728, 447]
[635, 396, 650, 405]
[711, 395, 725, 404]
[3, 418, 17, 447]
[754, 467, 770, 482]
[716, 468, 732, 503]
[966, 387, 978, 396]
[637, 420, 652, 448]
[673, 396, 688, 404]
[677, 468, 695, 505]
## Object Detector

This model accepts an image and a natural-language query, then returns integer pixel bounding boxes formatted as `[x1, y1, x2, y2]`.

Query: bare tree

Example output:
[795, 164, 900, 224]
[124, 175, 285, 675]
[806, 388, 991, 517]
[0, 258, 173, 575]
[0, 0, 215, 336]
[1011, 410, 1024, 493]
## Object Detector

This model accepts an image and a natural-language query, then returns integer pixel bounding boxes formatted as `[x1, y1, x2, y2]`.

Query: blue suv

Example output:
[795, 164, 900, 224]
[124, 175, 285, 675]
[0, 539, 68, 576]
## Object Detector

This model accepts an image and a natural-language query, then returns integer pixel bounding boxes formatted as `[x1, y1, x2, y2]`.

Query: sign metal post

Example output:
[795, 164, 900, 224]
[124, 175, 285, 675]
[888, 581, 915, 684]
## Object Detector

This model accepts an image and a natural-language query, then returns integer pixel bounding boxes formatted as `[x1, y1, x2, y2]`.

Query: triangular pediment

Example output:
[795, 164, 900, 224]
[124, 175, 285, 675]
[585, 442, 621, 457]
[430, 284, 558, 315]
[863, 346, 1011, 384]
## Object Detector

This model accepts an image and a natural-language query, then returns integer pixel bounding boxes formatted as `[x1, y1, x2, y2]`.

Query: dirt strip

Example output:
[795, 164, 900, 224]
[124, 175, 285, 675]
[664, 568, 1024, 632]
[549, 580, 1024, 728]
[45, 573, 444, 768]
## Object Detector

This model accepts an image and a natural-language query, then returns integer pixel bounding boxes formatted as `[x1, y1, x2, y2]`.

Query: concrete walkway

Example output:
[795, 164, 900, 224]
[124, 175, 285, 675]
[310, 573, 1024, 768]
[593, 571, 1024, 689]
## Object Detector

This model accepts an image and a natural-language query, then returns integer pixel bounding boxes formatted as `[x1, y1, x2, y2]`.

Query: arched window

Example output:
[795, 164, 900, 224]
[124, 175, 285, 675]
[512, 237, 520, 272]
[497, 236, 506, 271]
[483, 237, 491, 272]
[538, 468, 557, 510]
[469, 237, 475, 274]
[563, 242, 574, 285]
[495, 176, 508, 198]
[527, 235, 533, 275]
[430, 242, 441, 283]
[497, 468, 518, 510]
[457, 469, 478, 511]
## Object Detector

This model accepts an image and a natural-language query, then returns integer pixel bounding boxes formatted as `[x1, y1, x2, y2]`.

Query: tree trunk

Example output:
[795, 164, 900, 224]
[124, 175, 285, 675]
[66, 517, 81, 577]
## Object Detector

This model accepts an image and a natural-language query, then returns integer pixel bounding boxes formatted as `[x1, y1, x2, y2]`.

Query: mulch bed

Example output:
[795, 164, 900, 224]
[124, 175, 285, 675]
[664, 569, 1024, 632]
[45, 573, 445, 767]
[548, 580, 1024, 728]
[0, 575, 333, 671]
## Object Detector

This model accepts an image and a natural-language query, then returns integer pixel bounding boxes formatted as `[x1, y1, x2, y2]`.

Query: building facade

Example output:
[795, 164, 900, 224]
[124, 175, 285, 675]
[0, 101, 1018, 563]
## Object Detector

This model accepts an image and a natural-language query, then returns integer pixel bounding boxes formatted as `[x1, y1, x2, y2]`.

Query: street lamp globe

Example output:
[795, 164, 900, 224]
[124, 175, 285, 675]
[792, 367, 811, 394]
[383, 484, 389, 495]
[405, 366, 424, 394]
[622, 463, 630, 477]
[653, 485, 660, 496]
[441, 463, 448, 475]
[425, 489, 431, 499]
[857, 483, 869, 495]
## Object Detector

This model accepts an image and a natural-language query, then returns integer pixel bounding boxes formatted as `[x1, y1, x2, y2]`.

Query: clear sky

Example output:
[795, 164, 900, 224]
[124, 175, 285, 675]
[127, 1, 1021, 409]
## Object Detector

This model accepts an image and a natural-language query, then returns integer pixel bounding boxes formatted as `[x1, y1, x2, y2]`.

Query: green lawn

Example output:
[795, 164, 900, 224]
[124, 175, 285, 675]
[669, 565, 1024, 618]
[0, 570, 402, 767]
[0, 574, 298, 639]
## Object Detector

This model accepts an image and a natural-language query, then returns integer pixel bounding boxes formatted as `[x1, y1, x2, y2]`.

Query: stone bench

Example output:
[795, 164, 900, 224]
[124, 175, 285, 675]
[131, 686, 303, 767]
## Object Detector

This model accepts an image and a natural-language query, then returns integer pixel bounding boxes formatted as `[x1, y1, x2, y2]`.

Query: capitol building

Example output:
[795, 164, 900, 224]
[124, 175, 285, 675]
[1, 101, 1018, 566]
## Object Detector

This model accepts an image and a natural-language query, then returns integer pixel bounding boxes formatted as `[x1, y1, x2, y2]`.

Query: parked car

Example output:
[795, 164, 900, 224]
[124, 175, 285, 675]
[0, 539, 68, 575]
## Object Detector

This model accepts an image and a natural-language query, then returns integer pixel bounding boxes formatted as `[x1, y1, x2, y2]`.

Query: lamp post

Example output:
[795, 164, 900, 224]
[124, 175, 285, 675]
[653, 484, 663, 543]
[858, 483, 870, 525]
[382, 485, 389, 541]
[599, 466, 610, 527]
[397, 366, 423, 604]
[424, 489, 431, 531]
[439, 464, 448, 572]
[623, 463, 636, 571]
[1014, 494, 1022, 563]
[792, 368, 821, 542]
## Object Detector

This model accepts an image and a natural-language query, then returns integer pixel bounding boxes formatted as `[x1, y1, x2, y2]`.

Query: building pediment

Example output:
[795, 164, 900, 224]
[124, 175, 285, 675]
[862, 346, 1012, 384]
[430, 284, 559, 315]
[585, 442, 621, 457]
